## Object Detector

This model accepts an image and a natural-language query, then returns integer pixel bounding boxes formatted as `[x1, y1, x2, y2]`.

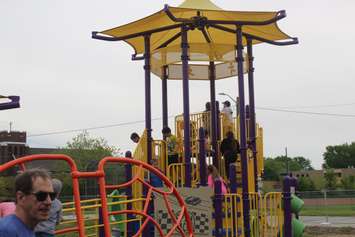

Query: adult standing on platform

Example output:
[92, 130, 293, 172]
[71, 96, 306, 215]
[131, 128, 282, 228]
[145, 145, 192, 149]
[220, 131, 240, 178]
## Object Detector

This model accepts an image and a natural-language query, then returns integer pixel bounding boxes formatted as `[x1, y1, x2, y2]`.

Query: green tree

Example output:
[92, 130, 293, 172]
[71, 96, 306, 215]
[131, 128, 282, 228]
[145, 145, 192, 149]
[324, 169, 337, 190]
[0, 176, 15, 199]
[53, 131, 123, 197]
[263, 156, 314, 181]
[298, 176, 316, 191]
[293, 156, 314, 171]
[341, 175, 355, 190]
[323, 142, 355, 168]
[61, 131, 119, 170]
[264, 158, 284, 181]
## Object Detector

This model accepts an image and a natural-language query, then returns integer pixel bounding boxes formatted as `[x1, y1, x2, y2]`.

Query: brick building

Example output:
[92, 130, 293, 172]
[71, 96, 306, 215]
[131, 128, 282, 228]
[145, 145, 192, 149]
[0, 131, 29, 175]
[0, 130, 57, 175]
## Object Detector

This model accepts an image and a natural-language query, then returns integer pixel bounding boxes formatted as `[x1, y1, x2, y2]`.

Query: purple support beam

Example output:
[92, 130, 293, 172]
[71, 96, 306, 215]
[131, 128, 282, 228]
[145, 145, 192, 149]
[236, 26, 251, 237]
[209, 62, 218, 168]
[229, 164, 238, 237]
[283, 176, 292, 237]
[214, 179, 223, 237]
[229, 164, 237, 193]
[0, 96, 20, 111]
[216, 101, 221, 141]
[144, 35, 153, 165]
[247, 38, 258, 192]
[162, 66, 168, 138]
[198, 127, 207, 186]
[181, 25, 191, 187]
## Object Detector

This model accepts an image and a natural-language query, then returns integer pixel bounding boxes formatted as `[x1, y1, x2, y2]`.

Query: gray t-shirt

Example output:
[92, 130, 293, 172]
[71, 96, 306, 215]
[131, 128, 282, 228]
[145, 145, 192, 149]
[34, 199, 62, 234]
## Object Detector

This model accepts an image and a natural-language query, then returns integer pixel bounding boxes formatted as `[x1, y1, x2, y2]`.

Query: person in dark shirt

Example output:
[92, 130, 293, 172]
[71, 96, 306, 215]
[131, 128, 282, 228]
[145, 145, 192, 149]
[220, 131, 240, 178]
[0, 169, 54, 237]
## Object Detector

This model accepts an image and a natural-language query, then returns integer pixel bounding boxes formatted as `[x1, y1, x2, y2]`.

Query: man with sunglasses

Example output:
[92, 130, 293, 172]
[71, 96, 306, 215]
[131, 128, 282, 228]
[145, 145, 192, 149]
[35, 179, 63, 237]
[0, 169, 54, 237]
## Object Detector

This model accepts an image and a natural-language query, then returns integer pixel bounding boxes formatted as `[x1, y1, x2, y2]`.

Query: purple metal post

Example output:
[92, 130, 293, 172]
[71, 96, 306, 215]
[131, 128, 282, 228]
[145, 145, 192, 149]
[229, 164, 238, 237]
[229, 164, 237, 193]
[209, 62, 219, 168]
[181, 25, 191, 187]
[216, 101, 221, 141]
[283, 176, 292, 237]
[144, 35, 152, 165]
[198, 127, 207, 186]
[236, 26, 251, 237]
[247, 38, 258, 192]
[214, 179, 223, 237]
[162, 65, 168, 138]
[98, 207, 105, 237]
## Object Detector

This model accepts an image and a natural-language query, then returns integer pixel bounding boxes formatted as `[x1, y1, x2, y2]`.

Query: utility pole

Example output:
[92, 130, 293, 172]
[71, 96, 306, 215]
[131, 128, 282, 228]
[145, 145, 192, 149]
[285, 147, 289, 175]
[9, 122, 12, 132]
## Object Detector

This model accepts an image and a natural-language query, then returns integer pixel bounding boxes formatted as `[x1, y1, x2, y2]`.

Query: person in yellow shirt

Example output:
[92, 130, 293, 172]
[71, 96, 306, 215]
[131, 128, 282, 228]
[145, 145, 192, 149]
[162, 127, 179, 165]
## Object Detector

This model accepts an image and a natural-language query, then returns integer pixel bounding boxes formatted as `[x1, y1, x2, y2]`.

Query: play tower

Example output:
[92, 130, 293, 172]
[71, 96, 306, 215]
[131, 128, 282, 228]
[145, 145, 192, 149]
[0, 1, 305, 237]
[92, 0, 300, 236]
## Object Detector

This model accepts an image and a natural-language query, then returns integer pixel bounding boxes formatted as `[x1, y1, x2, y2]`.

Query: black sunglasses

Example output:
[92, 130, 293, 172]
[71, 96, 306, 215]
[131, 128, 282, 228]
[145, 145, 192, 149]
[30, 191, 56, 202]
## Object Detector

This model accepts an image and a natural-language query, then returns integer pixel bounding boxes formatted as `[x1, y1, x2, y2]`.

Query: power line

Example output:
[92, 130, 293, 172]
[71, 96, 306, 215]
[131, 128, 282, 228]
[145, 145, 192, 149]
[27, 115, 176, 138]
[28, 119, 147, 137]
[265, 102, 355, 109]
[27, 108, 355, 138]
[256, 107, 355, 117]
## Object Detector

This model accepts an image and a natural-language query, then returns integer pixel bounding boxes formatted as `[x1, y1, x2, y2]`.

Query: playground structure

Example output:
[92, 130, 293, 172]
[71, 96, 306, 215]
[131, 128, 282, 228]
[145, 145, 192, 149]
[0, 0, 306, 237]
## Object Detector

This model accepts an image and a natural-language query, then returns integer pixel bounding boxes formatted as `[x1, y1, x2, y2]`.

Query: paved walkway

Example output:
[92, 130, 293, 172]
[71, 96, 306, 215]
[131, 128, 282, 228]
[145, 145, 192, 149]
[301, 216, 355, 228]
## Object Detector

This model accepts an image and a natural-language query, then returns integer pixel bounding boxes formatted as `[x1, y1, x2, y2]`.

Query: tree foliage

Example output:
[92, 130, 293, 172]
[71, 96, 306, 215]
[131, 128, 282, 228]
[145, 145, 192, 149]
[0, 176, 15, 200]
[324, 169, 337, 190]
[323, 142, 355, 168]
[341, 175, 355, 190]
[263, 156, 314, 181]
[61, 131, 119, 171]
[298, 176, 316, 191]
[53, 131, 123, 197]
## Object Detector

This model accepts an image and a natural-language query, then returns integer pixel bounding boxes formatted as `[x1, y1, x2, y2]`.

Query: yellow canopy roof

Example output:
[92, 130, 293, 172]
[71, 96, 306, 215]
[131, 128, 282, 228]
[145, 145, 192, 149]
[94, 0, 297, 80]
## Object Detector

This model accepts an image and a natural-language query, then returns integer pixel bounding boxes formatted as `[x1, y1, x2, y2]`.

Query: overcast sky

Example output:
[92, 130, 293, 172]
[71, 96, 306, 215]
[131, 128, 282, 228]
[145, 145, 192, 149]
[1, 0, 354, 169]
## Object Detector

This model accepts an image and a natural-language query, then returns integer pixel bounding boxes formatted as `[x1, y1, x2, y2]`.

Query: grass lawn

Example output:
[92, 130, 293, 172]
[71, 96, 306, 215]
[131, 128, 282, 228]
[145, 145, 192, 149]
[304, 226, 355, 237]
[301, 205, 355, 216]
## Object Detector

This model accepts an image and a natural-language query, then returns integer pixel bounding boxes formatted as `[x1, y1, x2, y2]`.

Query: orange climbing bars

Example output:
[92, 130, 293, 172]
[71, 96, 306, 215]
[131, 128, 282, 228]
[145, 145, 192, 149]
[0, 154, 194, 237]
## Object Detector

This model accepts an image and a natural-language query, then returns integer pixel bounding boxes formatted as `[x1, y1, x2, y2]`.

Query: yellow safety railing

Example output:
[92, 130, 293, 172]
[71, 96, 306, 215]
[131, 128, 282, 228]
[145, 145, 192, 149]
[167, 163, 200, 188]
[152, 139, 168, 174]
[249, 193, 261, 237]
[248, 150, 256, 193]
[219, 192, 284, 237]
[262, 192, 283, 237]
[256, 126, 264, 178]
[220, 113, 235, 139]
[223, 193, 244, 237]
[167, 163, 185, 188]
[175, 111, 211, 157]
[58, 196, 145, 237]
[59, 198, 101, 237]
[132, 130, 148, 211]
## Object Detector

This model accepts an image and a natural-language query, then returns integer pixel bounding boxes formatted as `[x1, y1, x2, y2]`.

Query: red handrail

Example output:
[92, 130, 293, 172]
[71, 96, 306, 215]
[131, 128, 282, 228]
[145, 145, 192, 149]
[0, 154, 85, 237]
[0, 155, 195, 237]
[98, 157, 194, 237]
